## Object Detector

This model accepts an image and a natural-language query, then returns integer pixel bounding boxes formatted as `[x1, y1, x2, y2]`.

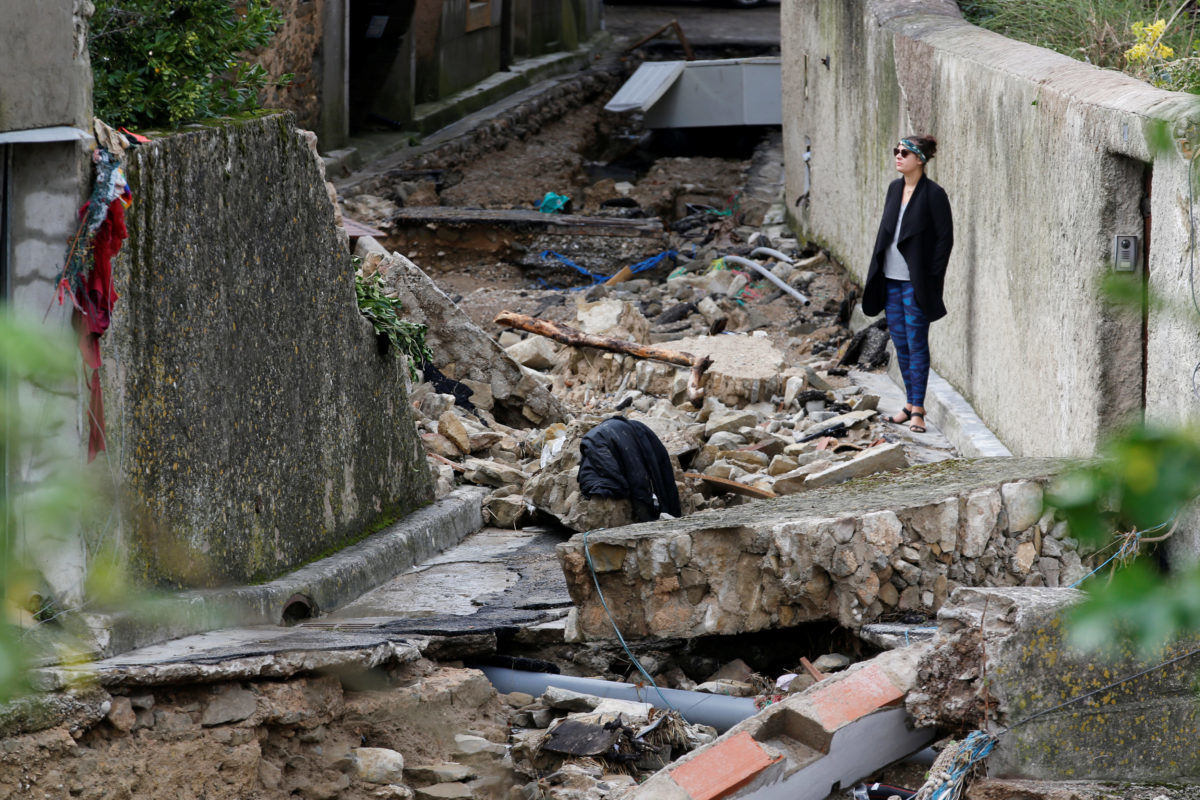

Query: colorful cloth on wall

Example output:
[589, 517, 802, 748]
[56, 142, 132, 462]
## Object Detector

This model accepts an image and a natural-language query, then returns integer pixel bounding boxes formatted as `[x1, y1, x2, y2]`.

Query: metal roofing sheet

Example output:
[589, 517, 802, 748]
[604, 61, 686, 113]
[0, 126, 91, 144]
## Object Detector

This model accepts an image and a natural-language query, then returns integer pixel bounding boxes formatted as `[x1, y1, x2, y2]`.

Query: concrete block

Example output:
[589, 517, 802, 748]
[667, 731, 781, 800]
[803, 443, 908, 489]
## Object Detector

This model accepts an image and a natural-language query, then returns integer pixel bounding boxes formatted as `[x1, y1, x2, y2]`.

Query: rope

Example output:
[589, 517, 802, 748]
[581, 530, 676, 711]
[1067, 514, 1176, 589]
[912, 731, 997, 800]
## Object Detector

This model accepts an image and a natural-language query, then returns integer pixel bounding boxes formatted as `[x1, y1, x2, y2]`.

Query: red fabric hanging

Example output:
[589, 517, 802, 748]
[74, 196, 127, 462]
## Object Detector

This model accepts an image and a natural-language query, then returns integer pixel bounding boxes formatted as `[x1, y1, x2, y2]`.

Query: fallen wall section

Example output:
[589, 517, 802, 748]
[911, 587, 1200, 784]
[558, 458, 1075, 640]
[107, 114, 433, 588]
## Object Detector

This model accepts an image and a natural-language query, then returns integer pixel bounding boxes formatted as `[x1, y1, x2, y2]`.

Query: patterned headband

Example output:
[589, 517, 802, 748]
[900, 138, 927, 163]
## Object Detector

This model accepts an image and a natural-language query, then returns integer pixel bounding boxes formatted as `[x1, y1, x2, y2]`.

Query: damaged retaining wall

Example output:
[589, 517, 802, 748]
[107, 113, 433, 588]
[911, 587, 1200, 784]
[781, 1, 1200, 462]
[557, 458, 1077, 640]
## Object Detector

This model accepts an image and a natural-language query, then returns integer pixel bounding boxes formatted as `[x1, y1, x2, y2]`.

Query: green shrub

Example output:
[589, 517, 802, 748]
[354, 269, 433, 381]
[89, 0, 287, 128]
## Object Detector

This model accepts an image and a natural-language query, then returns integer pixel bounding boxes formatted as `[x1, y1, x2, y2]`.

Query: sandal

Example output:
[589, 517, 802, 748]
[888, 406, 913, 424]
[909, 412, 926, 434]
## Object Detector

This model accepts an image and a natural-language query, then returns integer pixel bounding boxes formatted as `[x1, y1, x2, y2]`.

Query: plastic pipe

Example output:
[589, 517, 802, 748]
[722, 254, 810, 306]
[749, 246, 794, 264]
[479, 665, 759, 732]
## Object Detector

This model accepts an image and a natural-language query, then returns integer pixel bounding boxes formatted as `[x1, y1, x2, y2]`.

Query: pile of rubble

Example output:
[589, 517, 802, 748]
[355, 226, 942, 535]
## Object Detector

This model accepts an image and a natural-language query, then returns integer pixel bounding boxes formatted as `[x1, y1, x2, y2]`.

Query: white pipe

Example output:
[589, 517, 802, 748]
[479, 665, 758, 732]
[749, 246, 794, 264]
[722, 254, 810, 306]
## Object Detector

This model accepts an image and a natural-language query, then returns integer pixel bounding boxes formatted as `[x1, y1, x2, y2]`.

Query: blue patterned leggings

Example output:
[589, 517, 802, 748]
[884, 278, 930, 407]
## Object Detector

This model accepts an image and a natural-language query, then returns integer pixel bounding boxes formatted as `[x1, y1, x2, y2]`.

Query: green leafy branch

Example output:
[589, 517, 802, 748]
[89, 0, 288, 127]
[355, 270, 432, 381]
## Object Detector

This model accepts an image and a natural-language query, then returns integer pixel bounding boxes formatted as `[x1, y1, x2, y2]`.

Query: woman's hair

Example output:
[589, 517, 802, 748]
[903, 134, 938, 162]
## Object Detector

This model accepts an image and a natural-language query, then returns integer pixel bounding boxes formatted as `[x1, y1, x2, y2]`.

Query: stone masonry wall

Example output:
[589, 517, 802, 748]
[557, 458, 1080, 640]
[781, 1, 1200, 463]
[910, 587, 1200, 783]
[106, 113, 433, 588]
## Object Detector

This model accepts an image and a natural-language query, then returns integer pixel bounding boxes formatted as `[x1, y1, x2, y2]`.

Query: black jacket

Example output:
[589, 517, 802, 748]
[862, 175, 954, 322]
[578, 417, 681, 522]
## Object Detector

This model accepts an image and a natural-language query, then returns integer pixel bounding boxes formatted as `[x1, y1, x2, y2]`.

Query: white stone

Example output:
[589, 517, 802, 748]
[705, 409, 759, 437]
[1002, 480, 1044, 532]
[804, 443, 907, 489]
[504, 337, 560, 370]
[962, 488, 1002, 558]
[861, 511, 903, 559]
[353, 747, 405, 784]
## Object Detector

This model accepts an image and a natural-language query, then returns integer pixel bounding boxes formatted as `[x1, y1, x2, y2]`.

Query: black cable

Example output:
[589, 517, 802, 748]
[999, 643, 1200, 734]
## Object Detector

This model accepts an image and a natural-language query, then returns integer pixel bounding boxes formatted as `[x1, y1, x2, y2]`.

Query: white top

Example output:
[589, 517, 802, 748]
[883, 202, 910, 281]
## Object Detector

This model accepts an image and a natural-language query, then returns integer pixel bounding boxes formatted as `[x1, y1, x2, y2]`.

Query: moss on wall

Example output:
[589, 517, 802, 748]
[108, 113, 433, 588]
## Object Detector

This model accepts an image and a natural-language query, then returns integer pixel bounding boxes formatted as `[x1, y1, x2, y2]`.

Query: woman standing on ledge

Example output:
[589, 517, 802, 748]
[861, 135, 954, 434]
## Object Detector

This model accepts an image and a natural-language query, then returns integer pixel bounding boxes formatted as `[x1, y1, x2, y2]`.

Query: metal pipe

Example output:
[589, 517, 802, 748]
[749, 246, 794, 264]
[479, 665, 759, 732]
[722, 254, 810, 306]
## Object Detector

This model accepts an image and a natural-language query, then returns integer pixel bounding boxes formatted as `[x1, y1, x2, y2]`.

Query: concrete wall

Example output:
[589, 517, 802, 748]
[106, 114, 433, 588]
[253, 0, 349, 148]
[781, 0, 1200, 460]
[0, 0, 94, 606]
[0, 0, 91, 131]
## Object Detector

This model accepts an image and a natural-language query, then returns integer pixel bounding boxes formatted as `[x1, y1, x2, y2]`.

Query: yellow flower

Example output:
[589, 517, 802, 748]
[1125, 42, 1151, 62]
[1156, 44, 1174, 59]
[1146, 19, 1167, 41]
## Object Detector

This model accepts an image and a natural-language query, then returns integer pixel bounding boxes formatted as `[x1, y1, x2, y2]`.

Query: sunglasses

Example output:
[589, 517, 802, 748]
[893, 147, 913, 158]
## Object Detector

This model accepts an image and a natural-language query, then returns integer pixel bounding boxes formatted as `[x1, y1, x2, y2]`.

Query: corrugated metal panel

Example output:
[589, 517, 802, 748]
[604, 61, 686, 113]
[0, 126, 90, 144]
[644, 57, 781, 129]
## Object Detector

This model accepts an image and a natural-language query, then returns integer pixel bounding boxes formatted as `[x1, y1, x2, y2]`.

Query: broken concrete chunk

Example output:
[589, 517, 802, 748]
[803, 443, 908, 489]
[542, 687, 600, 712]
[405, 763, 478, 787]
[575, 298, 650, 343]
[505, 337, 561, 370]
[463, 457, 528, 489]
[805, 365, 833, 391]
[721, 449, 770, 471]
[420, 392, 458, 421]
[483, 493, 528, 528]
[705, 409, 758, 438]
[415, 783, 473, 799]
[768, 455, 800, 476]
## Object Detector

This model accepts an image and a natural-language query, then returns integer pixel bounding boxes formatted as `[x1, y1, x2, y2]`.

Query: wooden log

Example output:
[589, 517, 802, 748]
[494, 310, 712, 402]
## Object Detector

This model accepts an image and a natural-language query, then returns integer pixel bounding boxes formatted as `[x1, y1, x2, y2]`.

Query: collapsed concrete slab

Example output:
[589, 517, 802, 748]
[557, 458, 1079, 639]
[632, 646, 932, 799]
[909, 586, 1200, 785]
[356, 237, 565, 427]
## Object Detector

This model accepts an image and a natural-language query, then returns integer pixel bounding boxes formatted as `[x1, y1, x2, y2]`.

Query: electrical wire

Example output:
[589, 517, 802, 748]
[581, 529, 676, 711]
